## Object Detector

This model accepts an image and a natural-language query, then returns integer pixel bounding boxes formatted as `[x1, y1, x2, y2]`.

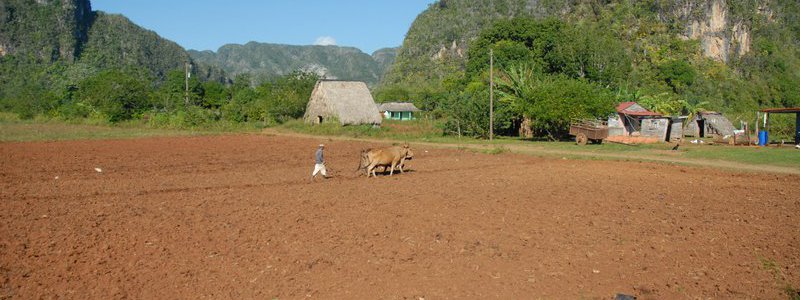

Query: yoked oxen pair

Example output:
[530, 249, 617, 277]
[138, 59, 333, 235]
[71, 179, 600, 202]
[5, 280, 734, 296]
[357, 144, 414, 177]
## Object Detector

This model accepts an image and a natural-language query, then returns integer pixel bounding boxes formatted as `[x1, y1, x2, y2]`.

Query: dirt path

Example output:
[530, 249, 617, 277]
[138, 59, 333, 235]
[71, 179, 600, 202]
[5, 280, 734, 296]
[1, 134, 798, 299]
[264, 129, 800, 175]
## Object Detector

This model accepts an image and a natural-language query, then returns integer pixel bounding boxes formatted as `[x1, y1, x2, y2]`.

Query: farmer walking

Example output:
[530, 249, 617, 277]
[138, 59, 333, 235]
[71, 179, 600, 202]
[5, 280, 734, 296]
[311, 144, 330, 181]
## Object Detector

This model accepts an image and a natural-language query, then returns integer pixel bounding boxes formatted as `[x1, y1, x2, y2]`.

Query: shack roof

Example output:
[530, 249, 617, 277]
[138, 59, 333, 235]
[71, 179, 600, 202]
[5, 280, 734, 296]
[377, 102, 421, 112]
[616, 102, 662, 117]
[690, 111, 736, 136]
[760, 107, 800, 114]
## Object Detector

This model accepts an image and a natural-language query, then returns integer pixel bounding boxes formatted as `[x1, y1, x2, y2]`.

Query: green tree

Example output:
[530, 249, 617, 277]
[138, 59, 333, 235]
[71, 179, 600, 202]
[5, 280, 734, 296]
[658, 60, 696, 93]
[550, 23, 631, 86]
[151, 69, 204, 111]
[264, 71, 319, 122]
[467, 18, 563, 78]
[74, 69, 151, 122]
[221, 87, 257, 123]
[497, 64, 615, 139]
[201, 81, 230, 109]
[638, 92, 684, 115]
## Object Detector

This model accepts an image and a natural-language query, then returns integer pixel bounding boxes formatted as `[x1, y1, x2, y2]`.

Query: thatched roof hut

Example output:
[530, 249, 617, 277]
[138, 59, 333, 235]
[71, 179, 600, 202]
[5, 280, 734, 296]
[303, 80, 382, 125]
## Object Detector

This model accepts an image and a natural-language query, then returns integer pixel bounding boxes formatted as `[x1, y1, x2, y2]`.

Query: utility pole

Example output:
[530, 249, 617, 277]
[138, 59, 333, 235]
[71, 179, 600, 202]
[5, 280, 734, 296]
[489, 48, 494, 141]
[184, 61, 190, 106]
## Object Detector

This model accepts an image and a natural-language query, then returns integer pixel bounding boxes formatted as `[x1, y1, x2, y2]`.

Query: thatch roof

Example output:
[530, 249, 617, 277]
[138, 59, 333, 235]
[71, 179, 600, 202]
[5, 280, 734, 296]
[377, 102, 421, 112]
[303, 80, 382, 125]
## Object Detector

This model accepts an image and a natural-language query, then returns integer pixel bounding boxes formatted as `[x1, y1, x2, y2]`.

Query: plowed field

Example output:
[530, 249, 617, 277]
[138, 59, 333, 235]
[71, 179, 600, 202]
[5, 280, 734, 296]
[1, 134, 798, 299]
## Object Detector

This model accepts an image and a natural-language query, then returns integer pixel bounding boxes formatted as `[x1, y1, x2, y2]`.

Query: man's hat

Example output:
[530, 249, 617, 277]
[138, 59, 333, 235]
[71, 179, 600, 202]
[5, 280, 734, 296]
[319, 144, 325, 147]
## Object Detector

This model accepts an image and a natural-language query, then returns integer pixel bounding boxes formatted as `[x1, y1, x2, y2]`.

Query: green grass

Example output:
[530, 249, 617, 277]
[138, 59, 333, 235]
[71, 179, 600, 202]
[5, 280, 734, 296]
[277, 118, 446, 141]
[278, 118, 798, 168]
[0, 112, 255, 142]
[541, 141, 798, 169]
[682, 144, 799, 166]
[277, 120, 800, 169]
[3, 113, 798, 171]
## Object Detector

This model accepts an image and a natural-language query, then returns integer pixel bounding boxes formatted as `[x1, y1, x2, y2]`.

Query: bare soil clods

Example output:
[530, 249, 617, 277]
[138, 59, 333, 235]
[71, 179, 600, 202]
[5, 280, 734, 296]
[1, 135, 798, 299]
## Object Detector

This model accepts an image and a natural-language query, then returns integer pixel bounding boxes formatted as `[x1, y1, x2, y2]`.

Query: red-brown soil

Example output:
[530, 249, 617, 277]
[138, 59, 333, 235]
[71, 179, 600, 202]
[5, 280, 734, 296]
[1, 134, 798, 299]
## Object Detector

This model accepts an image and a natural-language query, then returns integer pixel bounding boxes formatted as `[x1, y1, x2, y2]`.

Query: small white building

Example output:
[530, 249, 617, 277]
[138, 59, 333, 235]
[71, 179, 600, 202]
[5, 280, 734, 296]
[377, 102, 420, 121]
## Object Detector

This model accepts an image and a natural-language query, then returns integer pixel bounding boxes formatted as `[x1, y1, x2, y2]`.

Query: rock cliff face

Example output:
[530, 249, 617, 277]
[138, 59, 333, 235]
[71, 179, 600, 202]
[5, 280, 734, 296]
[677, 0, 762, 62]
[0, 0, 92, 61]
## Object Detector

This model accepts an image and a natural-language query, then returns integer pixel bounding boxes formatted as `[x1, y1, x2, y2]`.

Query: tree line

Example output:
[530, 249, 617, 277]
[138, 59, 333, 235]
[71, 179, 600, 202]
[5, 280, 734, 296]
[0, 58, 319, 128]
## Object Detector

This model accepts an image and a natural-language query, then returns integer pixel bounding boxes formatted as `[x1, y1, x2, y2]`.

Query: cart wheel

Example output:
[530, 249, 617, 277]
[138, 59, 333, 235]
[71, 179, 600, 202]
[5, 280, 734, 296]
[575, 133, 588, 145]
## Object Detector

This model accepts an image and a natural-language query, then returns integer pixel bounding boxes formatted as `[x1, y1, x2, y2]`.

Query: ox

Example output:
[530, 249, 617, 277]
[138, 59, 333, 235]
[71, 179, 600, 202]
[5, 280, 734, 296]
[357, 144, 414, 177]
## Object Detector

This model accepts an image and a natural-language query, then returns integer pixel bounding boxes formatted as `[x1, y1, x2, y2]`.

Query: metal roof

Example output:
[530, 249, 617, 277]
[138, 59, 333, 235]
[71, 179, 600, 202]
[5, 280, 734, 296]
[760, 107, 800, 113]
[615, 102, 662, 117]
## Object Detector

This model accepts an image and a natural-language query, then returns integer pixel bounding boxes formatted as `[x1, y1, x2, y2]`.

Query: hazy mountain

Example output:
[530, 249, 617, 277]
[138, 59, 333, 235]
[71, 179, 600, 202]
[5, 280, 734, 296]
[189, 43, 398, 86]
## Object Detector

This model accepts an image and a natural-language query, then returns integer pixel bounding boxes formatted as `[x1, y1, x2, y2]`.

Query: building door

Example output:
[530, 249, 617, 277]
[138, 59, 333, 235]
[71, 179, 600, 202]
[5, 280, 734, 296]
[317, 116, 323, 124]
[697, 119, 705, 137]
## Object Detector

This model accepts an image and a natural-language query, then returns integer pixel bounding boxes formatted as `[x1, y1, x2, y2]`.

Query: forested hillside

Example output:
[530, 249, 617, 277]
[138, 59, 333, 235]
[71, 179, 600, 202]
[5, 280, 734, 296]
[378, 0, 800, 138]
[0, 0, 92, 62]
[189, 43, 397, 86]
[79, 12, 226, 82]
[371, 47, 399, 76]
[380, 0, 563, 89]
[0, 0, 225, 119]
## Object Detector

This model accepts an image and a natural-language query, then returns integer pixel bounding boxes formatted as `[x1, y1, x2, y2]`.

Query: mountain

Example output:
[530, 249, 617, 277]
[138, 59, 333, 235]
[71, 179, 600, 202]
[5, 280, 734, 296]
[381, 0, 800, 90]
[381, 0, 561, 88]
[78, 12, 190, 78]
[371, 47, 399, 72]
[0, 0, 225, 86]
[0, 0, 92, 62]
[0, 0, 227, 117]
[189, 43, 397, 86]
[78, 12, 225, 82]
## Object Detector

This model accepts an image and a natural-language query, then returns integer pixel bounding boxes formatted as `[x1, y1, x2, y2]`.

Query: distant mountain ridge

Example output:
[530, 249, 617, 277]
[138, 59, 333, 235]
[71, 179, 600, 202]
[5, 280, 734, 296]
[189, 42, 397, 86]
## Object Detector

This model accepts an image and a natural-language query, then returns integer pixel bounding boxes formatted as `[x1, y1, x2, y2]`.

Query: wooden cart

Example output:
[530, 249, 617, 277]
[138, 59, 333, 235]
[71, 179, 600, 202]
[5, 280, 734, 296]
[569, 120, 609, 145]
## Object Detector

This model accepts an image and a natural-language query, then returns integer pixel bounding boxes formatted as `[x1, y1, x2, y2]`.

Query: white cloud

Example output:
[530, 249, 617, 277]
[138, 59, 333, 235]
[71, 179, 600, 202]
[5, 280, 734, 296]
[314, 36, 337, 46]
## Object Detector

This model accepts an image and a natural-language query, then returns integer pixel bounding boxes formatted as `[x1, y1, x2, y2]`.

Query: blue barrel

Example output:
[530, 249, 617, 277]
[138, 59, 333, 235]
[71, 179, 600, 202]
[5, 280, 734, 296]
[758, 131, 768, 146]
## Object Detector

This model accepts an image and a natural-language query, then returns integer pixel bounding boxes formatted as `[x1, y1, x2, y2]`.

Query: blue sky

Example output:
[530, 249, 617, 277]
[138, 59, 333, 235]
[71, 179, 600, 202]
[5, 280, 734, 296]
[91, 1, 435, 54]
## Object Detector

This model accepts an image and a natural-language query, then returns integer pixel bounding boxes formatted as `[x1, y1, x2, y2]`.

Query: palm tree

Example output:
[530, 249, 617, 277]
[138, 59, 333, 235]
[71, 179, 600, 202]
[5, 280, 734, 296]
[495, 64, 536, 138]
[495, 64, 536, 111]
